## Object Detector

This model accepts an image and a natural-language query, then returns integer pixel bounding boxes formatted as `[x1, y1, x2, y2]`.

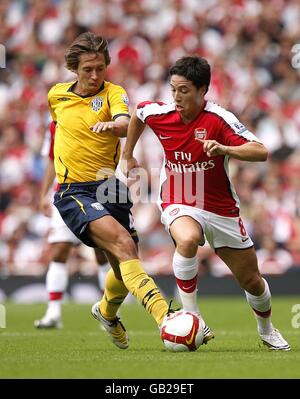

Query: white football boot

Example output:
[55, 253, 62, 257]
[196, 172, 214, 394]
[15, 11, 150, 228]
[34, 315, 63, 329]
[202, 322, 215, 345]
[91, 302, 129, 349]
[259, 327, 290, 350]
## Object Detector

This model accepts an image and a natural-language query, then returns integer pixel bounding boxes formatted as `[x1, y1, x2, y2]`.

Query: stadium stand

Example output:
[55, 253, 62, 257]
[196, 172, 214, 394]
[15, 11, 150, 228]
[0, 0, 300, 281]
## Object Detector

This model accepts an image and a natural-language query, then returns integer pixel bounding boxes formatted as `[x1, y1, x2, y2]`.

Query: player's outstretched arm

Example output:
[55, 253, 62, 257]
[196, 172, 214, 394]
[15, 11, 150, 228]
[40, 159, 56, 216]
[196, 139, 268, 162]
[121, 110, 146, 175]
[90, 115, 130, 137]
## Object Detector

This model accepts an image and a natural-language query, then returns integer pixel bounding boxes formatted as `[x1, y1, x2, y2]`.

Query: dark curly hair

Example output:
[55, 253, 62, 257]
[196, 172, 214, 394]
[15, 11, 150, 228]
[169, 56, 211, 93]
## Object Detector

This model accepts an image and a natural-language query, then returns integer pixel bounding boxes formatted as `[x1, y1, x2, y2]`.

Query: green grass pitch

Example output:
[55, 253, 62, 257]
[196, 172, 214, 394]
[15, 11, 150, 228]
[0, 297, 299, 379]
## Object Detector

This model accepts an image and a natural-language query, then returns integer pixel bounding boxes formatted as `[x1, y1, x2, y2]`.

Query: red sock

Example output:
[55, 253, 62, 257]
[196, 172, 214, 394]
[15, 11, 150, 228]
[175, 276, 197, 293]
[252, 308, 271, 318]
[49, 292, 63, 301]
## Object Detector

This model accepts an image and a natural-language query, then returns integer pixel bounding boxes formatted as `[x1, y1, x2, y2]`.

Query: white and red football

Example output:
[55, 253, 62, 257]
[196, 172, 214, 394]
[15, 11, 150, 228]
[160, 310, 204, 352]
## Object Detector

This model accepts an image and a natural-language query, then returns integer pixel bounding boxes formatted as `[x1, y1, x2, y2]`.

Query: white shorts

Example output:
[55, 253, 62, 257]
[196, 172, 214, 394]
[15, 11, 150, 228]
[161, 204, 253, 250]
[48, 205, 81, 245]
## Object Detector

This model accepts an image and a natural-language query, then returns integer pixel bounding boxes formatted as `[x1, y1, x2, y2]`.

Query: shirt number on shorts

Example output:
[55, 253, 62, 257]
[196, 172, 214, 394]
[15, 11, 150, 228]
[238, 217, 247, 238]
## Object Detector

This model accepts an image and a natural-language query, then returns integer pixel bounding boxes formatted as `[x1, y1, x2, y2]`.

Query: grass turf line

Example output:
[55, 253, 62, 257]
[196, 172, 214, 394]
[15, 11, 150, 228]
[0, 297, 299, 378]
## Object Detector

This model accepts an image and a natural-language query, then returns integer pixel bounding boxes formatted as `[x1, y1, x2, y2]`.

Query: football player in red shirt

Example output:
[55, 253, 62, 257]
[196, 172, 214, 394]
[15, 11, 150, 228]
[122, 56, 290, 351]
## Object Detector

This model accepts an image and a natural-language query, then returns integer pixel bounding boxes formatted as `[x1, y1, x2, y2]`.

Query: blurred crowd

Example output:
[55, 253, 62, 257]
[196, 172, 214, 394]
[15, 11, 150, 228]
[0, 0, 300, 278]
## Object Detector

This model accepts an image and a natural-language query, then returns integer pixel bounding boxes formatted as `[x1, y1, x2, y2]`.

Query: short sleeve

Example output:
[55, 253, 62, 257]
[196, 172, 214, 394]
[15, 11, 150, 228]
[136, 101, 167, 123]
[218, 111, 262, 146]
[108, 85, 130, 120]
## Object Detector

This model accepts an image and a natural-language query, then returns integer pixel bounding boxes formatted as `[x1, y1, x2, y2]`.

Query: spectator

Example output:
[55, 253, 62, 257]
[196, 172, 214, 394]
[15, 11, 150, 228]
[0, 0, 299, 276]
[256, 236, 293, 275]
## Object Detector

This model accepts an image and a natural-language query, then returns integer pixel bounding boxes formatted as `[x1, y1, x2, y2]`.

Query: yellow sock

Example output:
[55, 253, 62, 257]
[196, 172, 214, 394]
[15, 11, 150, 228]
[119, 259, 169, 325]
[99, 268, 129, 321]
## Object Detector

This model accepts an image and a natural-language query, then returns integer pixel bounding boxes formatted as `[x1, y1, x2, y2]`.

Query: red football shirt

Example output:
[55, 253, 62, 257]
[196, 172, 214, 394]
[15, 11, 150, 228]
[48, 121, 56, 161]
[136, 100, 262, 217]
[41, 120, 56, 160]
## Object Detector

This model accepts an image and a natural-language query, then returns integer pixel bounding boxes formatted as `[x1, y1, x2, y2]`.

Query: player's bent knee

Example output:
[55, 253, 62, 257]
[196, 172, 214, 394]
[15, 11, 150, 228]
[51, 242, 73, 263]
[176, 234, 200, 255]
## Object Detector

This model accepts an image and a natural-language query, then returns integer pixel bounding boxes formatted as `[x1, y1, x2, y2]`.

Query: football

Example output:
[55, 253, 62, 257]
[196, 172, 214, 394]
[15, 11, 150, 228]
[160, 311, 204, 352]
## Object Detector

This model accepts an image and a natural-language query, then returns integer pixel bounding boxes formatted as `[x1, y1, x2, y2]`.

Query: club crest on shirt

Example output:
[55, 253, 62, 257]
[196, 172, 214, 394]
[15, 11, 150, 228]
[91, 97, 103, 112]
[169, 208, 180, 216]
[91, 202, 104, 211]
[194, 127, 207, 140]
[122, 94, 129, 105]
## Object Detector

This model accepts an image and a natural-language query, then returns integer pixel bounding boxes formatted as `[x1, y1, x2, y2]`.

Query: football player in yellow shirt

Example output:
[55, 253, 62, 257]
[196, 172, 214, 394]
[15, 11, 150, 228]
[48, 32, 169, 349]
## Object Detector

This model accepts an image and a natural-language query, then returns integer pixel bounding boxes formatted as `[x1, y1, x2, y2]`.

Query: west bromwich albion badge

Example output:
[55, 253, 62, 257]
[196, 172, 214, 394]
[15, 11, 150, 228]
[91, 97, 103, 112]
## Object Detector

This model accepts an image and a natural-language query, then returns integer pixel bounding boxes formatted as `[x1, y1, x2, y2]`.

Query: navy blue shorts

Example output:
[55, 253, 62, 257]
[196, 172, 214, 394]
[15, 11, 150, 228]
[53, 178, 139, 247]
